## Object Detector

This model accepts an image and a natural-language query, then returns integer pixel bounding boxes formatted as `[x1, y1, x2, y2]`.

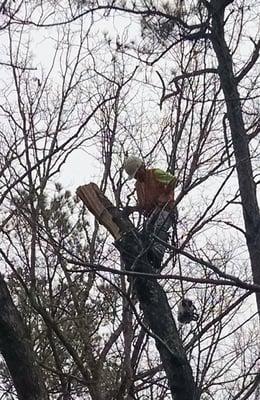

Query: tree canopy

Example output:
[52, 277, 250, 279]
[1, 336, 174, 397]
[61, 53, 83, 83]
[0, 1, 259, 399]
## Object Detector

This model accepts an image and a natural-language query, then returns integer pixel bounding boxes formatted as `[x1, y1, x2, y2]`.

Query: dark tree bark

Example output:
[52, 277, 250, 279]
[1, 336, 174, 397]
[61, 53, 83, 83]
[210, 0, 260, 315]
[77, 184, 199, 400]
[0, 274, 49, 400]
[116, 232, 199, 400]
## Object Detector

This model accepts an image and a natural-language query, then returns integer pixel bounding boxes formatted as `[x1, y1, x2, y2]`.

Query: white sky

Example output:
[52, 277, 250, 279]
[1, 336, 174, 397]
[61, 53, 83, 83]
[0, 2, 259, 398]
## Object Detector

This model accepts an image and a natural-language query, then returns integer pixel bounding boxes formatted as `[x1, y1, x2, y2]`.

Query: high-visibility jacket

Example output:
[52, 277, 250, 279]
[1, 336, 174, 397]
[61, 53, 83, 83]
[135, 168, 176, 215]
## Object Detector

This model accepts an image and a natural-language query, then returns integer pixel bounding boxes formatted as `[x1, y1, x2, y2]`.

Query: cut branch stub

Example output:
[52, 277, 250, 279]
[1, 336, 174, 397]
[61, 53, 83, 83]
[76, 183, 132, 240]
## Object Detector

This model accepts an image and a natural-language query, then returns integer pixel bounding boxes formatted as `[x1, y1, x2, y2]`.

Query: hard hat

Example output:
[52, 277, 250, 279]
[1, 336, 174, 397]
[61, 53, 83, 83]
[123, 156, 143, 179]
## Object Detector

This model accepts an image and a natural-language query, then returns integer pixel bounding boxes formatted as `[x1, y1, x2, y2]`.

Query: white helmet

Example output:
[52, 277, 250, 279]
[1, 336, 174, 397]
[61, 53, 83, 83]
[123, 156, 143, 179]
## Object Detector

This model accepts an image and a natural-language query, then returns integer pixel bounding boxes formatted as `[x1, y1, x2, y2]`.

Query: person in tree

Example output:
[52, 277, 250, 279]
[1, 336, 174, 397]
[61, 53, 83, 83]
[123, 156, 177, 269]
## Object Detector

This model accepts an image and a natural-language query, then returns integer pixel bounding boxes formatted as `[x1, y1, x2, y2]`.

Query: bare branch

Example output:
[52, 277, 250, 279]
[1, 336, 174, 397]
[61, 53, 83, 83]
[236, 39, 260, 83]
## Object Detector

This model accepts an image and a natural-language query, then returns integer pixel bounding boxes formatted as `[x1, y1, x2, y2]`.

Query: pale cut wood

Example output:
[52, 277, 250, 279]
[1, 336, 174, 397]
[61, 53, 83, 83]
[76, 183, 122, 239]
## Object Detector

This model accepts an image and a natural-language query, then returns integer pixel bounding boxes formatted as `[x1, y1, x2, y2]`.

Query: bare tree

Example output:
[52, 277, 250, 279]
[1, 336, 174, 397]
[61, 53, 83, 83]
[0, 1, 259, 399]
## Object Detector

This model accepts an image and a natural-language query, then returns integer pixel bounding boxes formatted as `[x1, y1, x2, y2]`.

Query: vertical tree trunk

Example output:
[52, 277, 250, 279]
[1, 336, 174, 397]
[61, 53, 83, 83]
[77, 184, 199, 400]
[210, 1, 260, 314]
[116, 232, 199, 400]
[0, 275, 49, 400]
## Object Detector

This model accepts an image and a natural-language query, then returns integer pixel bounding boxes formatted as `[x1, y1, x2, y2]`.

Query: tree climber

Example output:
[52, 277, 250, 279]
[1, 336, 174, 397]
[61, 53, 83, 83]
[123, 156, 177, 269]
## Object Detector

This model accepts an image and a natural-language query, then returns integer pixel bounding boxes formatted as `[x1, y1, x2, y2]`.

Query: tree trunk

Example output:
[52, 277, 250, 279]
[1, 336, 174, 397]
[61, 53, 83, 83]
[210, 1, 260, 314]
[0, 275, 49, 400]
[116, 232, 198, 400]
[77, 184, 199, 400]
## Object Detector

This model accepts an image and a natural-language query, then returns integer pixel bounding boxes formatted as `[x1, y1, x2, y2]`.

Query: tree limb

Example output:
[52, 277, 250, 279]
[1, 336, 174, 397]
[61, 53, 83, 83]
[77, 183, 199, 400]
[0, 274, 48, 400]
[235, 39, 260, 83]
